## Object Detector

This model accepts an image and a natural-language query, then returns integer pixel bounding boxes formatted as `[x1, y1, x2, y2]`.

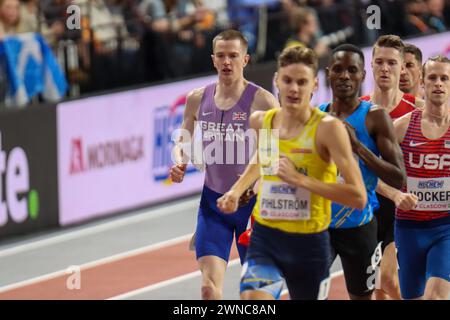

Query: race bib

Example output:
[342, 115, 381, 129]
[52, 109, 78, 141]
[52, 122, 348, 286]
[259, 180, 311, 220]
[407, 177, 450, 211]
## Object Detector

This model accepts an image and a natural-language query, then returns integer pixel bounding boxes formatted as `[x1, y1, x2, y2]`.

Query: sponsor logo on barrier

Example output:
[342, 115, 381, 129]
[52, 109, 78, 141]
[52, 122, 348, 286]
[153, 99, 198, 182]
[69, 136, 145, 175]
[0, 132, 39, 227]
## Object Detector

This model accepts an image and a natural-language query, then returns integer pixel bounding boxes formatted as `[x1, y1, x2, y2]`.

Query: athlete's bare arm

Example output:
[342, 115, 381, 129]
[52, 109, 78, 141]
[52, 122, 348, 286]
[376, 180, 418, 210]
[278, 116, 367, 210]
[393, 112, 413, 144]
[250, 87, 280, 113]
[217, 111, 266, 213]
[375, 112, 417, 209]
[170, 87, 204, 183]
[347, 107, 406, 189]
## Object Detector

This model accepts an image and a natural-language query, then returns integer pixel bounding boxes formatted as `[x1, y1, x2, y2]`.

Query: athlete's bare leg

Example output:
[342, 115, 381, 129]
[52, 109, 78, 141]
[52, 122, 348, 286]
[349, 293, 372, 300]
[198, 256, 227, 300]
[375, 242, 401, 300]
[241, 290, 275, 300]
[423, 277, 450, 300]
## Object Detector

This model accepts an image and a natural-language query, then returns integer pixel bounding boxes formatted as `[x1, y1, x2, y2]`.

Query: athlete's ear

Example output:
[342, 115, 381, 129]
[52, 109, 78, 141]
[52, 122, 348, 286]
[211, 53, 216, 67]
[325, 67, 330, 79]
[274, 72, 279, 89]
[243, 54, 250, 67]
[362, 69, 366, 81]
[314, 76, 318, 92]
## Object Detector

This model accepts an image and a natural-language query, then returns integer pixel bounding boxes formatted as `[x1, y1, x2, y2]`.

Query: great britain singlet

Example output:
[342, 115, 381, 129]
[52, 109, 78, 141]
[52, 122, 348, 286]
[198, 82, 259, 194]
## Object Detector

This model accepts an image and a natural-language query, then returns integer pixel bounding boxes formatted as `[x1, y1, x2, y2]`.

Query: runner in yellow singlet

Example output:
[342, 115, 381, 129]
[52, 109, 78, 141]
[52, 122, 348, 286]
[217, 46, 367, 300]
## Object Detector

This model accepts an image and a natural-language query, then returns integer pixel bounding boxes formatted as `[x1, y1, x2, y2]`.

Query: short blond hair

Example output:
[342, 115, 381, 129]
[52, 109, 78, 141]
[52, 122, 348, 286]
[212, 29, 248, 53]
[277, 45, 318, 75]
[373, 35, 405, 59]
[422, 55, 450, 77]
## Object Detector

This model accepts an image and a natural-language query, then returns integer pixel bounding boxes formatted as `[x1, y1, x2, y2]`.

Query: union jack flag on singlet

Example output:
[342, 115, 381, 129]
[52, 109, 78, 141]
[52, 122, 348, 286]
[397, 109, 450, 221]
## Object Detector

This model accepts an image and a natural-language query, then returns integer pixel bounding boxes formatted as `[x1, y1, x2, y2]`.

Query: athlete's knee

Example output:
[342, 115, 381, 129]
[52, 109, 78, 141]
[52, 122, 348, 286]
[201, 280, 221, 300]
[424, 279, 450, 300]
[380, 274, 398, 292]
[379, 273, 401, 299]
[240, 290, 274, 300]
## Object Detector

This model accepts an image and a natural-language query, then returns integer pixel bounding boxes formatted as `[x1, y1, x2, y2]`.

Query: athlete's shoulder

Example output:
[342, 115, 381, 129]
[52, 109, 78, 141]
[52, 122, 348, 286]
[367, 104, 390, 118]
[187, 86, 206, 104]
[249, 110, 269, 130]
[393, 110, 414, 143]
[318, 113, 345, 131]
[251, 85, 280, 112]
[184, 87, 206, 118]
[394, 109, 415, 126]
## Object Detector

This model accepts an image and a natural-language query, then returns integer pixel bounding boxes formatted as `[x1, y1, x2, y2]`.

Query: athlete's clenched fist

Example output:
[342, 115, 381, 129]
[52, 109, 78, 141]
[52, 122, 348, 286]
[170, 164, 187, 183]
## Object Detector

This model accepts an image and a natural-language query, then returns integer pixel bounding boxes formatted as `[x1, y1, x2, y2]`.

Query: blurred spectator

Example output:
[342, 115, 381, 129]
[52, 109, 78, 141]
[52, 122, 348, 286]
[106, 0, 143, 35]
[162, 0, 216, 77]
[19, 0, 65, 45]
[445, 0, 450, 26]
[404, 0, 432, 36]
[40, 0, 81, 42]
[228, 0, 259, 54]
[71, 0, 137, 91]
[139, 0, 170, 33]
[426, 0, 448, 32]
[0, 0, 28, 38]
[285, 7, 329, 58]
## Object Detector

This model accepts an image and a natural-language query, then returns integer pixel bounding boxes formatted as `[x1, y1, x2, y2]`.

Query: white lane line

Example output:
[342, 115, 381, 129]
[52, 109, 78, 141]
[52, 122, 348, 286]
[108, 260, 241, 300]
[109, 264, 344, 300]
[0, 198, 199, 258]
[0, 234, 193, 294]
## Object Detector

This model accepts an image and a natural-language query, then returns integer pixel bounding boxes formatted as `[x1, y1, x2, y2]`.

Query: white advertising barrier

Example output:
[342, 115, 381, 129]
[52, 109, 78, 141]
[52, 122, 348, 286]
[57, 76, 216, 226]
[275, 31, 450, 106]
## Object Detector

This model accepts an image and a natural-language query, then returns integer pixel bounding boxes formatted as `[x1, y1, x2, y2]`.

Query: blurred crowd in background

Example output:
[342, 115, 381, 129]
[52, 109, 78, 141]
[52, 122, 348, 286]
[0, 0, 449, 97]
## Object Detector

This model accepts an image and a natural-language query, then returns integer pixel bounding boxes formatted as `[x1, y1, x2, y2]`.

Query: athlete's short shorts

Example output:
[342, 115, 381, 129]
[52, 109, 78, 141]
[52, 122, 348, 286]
[329, 217, 381, 297]
[375, 194, 395, 251]
[195, 185, 256, 264]
[395, 216, 450, 299]
[240, 221, 332, 300]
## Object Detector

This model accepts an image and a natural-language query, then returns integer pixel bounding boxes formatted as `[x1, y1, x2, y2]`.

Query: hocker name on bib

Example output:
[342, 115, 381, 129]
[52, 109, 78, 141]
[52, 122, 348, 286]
[407, 176, 450, 211]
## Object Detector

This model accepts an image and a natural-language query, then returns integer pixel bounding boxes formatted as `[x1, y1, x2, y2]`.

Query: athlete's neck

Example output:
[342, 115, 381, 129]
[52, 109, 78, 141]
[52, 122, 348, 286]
[216, 78, 247, 99]
[423, 103, 450, 126]
[280, 104, 312, 130]
[330, 96, 360, 118]
[372, 86, 404, 112]
[409, 84, 420, 98]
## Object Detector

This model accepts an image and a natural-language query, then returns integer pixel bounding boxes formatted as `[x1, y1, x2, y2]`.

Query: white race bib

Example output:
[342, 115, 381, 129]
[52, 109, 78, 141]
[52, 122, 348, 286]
[259, 180, 311, 220]
[407, 177, 450, 211]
